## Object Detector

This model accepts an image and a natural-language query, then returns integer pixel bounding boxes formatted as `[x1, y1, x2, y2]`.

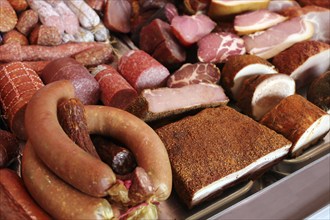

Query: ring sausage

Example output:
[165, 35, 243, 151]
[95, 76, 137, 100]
[21, 141, 114, 219]
[85, 105, 172, 201]
[24, 80, 116, 197]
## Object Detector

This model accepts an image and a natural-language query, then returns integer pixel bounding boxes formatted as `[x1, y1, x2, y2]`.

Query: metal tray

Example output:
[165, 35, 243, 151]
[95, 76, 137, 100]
[272, 132, 330, 176]
[158, 180, 255, 220]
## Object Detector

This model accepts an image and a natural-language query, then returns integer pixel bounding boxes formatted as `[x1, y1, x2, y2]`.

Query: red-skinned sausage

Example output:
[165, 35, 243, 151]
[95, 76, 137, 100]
[24, 80, 116, 197]
[21, 142, 115, 219]
[85, 105, 172, 201]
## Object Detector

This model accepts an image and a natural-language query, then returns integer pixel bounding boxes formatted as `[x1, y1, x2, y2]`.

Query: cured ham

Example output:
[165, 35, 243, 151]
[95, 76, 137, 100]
[171, 14, 216, 46]
[280, 6, 330, 43]
[221, 55, 278, 99]
[126, 83, 229, 122]
[167, 62, 221, 88]
[234, 9, 287, 35]
[103, 0, 131, 33]
[272, 40, 330, 89]
[243, 17, 314, 59]
[197, 32, 245, 63]
[260, 94, 330, 157]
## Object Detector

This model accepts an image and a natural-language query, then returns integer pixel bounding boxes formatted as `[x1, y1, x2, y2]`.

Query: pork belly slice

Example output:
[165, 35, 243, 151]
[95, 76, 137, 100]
[237, 73, 295, 121]
[126, 83, 229, 122]
[272, 40, 330, 89]
[234, 9, 287, 35]
[221, 54, 278, 99]
[167, 62, 221, 88]
[243, 17, 314, 59]
[156, 106, 291, 208]
[260, 94, 330, 157]
[171, 13, 216, 46]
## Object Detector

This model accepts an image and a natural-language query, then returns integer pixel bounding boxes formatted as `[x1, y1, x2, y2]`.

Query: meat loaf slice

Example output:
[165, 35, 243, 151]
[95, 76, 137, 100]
[236, 73, 295, 121]
[272, 40, 330, 89]
[260, 94, 330, 157]
[156, 106, 291, 208]
[126, 83, 229, 122]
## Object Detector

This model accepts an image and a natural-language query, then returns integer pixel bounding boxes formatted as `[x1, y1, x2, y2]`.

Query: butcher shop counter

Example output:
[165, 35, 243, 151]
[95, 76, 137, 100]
[158, 132, 330, 219]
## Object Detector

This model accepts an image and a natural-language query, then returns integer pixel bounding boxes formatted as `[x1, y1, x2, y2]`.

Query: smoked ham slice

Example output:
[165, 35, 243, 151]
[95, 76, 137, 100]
[243, 17, 314, 59]
[234, 9, 287, 35]
[197, 32, 245, 63]
[260, 94, 330, 157]
[221, 55, 278, 99]
[272, 40, 330, 89]
[170, 14, 216, 46]
[167, 62, 221, 88]
[126, 83, 229, 122]
[236, 73, 295, 121]
[280, 6, 330, 43]
[156, 106, 291, 208]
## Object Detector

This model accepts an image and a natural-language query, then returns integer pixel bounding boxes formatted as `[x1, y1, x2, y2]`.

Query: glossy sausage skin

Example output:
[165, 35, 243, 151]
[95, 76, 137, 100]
[21, 142, 114, 219]
[85, 105, 172, 201]
[24, 80, 116, 197]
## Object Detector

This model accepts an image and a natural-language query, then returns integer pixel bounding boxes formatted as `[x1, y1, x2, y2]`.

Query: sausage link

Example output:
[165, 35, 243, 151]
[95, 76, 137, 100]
[85, 105, 172, 201]
[22, 142, 114, 219]
[24, 80, 116, 197]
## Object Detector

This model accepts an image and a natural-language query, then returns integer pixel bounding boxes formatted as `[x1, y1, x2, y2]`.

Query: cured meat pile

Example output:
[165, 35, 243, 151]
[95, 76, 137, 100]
[0, 0, 329, 219]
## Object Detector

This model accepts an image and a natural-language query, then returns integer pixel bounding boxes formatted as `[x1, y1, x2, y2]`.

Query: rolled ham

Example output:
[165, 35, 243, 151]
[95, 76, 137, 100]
[126, 83, 229, 122]
[243, 17, 314, 59]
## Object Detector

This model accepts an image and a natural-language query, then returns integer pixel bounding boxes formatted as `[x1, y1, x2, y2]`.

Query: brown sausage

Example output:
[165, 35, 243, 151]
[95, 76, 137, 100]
[29, 24, 62, 46]
[15, 9, 39, 36]
[3, 30, 29, 45]
[0, 168, 51, 220]
[21, 142, 115, 219]
[7, 0, 28, 12]
[0, 0, 18, 32]
[85, 105, 172, 201]
[0, 130, 20, 168]
[24, 80, 116, 197]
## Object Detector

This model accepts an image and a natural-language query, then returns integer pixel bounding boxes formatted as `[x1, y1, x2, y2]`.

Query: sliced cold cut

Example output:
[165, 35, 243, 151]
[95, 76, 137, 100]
[167, 62, 221, 88]
[260, 94, 330, 157]
[126, 83, 229, 122]
[236, 73, 295, 121]
[243, 17, 314, 59]
[197, 32, 246, 63]
[118, 50, 170, 92]
[221, 54, 278, 99]
[272, 40, 330, 89]
[170, 14, 216, 46]
[234, 9, 287, 35]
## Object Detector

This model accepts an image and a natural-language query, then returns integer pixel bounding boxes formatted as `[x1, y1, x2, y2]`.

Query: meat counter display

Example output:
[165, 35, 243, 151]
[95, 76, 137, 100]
[0, 0, 330, 219]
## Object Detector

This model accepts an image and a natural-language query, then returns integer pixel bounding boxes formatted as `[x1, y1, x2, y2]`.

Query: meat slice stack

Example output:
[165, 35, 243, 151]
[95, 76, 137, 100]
[260, 94, 330, 157]
[156, 106, 291, 208]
